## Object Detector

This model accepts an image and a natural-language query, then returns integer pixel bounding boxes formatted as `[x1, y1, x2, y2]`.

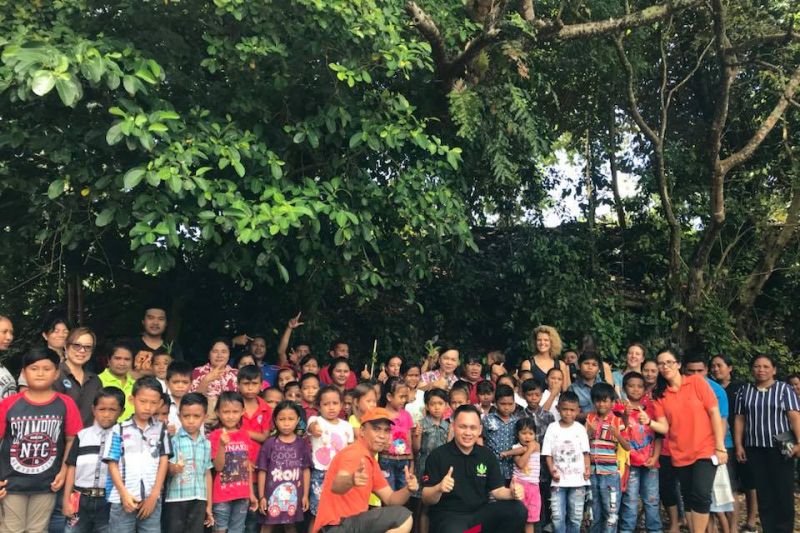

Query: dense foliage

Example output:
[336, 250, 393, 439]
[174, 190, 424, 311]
[1, 0, 798, 373]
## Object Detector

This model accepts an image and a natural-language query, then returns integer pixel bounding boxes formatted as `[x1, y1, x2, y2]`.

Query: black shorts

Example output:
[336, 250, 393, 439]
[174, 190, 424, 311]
[675, 459, 716, 514]
[320, 506, 411, 533]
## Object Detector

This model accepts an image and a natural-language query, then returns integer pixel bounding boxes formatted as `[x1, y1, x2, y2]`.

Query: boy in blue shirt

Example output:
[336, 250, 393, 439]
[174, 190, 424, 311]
[483, 384, 522, 483]
[164, 393, 213, 533]
[102, 376, 172, 533]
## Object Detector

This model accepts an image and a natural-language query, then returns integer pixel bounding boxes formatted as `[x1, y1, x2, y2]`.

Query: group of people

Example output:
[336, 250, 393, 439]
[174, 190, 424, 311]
[0, 309, 798, 533]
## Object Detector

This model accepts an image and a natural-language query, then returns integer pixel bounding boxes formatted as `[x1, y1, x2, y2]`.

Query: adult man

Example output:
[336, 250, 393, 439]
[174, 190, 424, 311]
[313, 408, 416, 533]
[422, 404, 527, 533]
[98, 342, 136, 421]
[319, 339, 357, 389]
[129, 305, 181, 377]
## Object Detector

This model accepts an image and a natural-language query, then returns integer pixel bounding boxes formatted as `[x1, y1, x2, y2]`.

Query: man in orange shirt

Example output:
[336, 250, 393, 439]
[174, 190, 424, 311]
[313, 408, 416, 533]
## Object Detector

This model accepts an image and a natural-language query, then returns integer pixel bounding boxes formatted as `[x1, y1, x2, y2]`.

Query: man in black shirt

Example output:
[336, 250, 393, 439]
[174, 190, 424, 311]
[129, 305, 183, 377]
[422, 405, 527, 533]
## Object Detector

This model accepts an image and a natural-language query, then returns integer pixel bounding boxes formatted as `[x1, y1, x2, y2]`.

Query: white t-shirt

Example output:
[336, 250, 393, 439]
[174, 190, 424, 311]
[405, 389, 426, 425]
[307, 416, 354, 471]
[541, 421, 590, 488]
[540, 390, 561, 421]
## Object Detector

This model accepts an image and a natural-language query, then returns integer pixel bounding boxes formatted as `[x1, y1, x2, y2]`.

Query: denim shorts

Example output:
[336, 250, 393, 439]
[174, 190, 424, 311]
[212, 499, 249, 533]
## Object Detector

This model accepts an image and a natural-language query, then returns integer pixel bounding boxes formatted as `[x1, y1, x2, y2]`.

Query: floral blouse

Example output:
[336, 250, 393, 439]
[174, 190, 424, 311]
[191, 363, 238, 398]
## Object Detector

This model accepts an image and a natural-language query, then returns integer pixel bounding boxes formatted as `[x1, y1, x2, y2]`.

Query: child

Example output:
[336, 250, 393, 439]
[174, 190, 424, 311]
[283, 382, 301, 403]
[585, 382, 630, 533]
[152, 353, 172, 392]
[306, 386, 354, 528]
[498, 374, 526, 408]
[541, 391, 590, 533]
[507, 417, 541, 533]
[298, 354, 320, 376]
[164, 393, 214, 533]
[347, 383, 381, 508]
[64, 386, 125, 533]
[378, 377, 414, 489]
[166, 360, 193, 435]
[411, 389, 450, 533]
[475, 380, 495, 415]
[448, 386, 469, 411]
[568, 352, 603, 418]
[402, 361, 425, 425]
[103, 376, 172, 533]
[0, 346, 81, 533]
[540, 367, 563, 421]
[342, 389, 355, 418]
[299, 373, 321, 420]
[158, 392, 171, 426]
[262, 388, 283, 411]
[238, 365, 272, 463]
[209, 391, 257, 533]
[522, 378, 555, 529]
[618, 372, 661, 533]
[257, 401, 311, 533]
[237, 355, 256, 369]
[276, 368, 296, 392]
[483, 383, 522, 483]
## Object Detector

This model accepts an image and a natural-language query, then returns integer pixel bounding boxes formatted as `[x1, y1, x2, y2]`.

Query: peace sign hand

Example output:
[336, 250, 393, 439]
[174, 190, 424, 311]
[404, 465, 419, 492]
[288, 312, 305, 330]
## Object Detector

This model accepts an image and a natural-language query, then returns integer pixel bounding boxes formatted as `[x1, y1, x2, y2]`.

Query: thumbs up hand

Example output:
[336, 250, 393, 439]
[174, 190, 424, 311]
[220, 428, 230, 445]
[360, 365, 372, 380]
[439, 466, 455, 493]
[169, 452, 185, 476]
[404, 464, 419, 492]
[353, 458, 369, 487]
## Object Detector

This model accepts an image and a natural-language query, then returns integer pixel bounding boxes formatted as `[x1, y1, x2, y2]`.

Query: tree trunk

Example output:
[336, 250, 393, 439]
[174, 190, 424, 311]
[608, 109, 627, 230]
[585, 129, 597, 274]
[733, 185, 800, 328]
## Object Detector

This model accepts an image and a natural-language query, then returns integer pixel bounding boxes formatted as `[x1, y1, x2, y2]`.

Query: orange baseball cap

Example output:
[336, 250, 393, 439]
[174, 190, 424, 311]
[360, 407, 395, 425]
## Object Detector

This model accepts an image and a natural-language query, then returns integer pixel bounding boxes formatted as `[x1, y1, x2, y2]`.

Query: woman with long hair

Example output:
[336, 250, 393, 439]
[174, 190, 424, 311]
[519, 325, 570, 391]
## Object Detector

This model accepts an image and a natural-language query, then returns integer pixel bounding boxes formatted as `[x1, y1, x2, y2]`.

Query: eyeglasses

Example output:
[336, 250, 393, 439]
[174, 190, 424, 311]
[69, 343, 94, 353]
[656, 360, 678, 369]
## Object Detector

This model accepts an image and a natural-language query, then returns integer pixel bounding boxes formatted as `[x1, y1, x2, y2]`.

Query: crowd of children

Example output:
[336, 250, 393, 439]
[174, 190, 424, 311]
[0, 312, 798, 533]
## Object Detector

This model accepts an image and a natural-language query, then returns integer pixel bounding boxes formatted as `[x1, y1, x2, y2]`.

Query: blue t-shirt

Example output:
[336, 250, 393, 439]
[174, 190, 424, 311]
[706, 377, 732, 448]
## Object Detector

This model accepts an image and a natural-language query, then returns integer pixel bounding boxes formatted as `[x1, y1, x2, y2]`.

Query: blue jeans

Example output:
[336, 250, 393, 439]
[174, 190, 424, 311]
[550, 486, 586, 533]
[65, 495, 110, 533]
[378, 456, 410, 490]
[212, 499, 248, 533]
[620, 466, 662, 532]
[590, 473, 620, 533]
[109, 499, 162, 533]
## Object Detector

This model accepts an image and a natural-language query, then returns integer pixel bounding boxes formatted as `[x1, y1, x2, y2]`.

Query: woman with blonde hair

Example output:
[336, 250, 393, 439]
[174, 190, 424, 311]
[519, 325, 571, 391]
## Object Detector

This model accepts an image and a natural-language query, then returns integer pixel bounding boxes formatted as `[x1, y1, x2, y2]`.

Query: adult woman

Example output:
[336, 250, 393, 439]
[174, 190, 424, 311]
[0, 316, 16, 399]
[641, 360, 659, 395]
[41, 316, 70, 360]
[419, 347, 459, 391]
[612, 342, 646, 398]
[639, 348, 727, 533]
[711, 354, 757, 533]
[54, 327, 103, 427]
[191, 337, 238, 398]
[299, 353, 320, 375]
[329, 357, 352, 392]
[519, 325, 570, 391]
[734, 355, 800, 533]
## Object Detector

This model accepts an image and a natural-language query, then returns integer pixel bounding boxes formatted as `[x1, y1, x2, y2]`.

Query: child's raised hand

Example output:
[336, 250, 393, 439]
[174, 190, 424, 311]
[378, 365, 388, 383]
[308, 421, 322, 438]
[585, 418, 596, 436]
[170, 452, 185, 475]
[414, 424, 422, 439]
[220, 428, 231, 445]
[637, 407, 651, 426]
[167, 424, 176, 436]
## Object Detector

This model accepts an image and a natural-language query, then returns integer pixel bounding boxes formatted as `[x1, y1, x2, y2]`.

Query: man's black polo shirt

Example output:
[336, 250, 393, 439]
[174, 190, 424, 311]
[422, 440, 504, 515]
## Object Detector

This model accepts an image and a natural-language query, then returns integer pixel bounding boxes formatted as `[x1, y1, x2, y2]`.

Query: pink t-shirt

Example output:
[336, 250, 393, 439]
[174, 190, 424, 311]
[209, 428, 252, 503]
[387, 409, 413, 456]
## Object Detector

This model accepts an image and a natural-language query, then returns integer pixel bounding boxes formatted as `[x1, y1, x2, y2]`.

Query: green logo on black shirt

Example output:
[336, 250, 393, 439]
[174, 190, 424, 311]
[476, 463, 487, 477]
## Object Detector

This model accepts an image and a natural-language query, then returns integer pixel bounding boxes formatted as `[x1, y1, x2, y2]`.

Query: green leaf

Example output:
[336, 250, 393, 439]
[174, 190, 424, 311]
[148, 123, 169, 132]
[55, 76, 81, 107]
[232, 161, 245, 177]
[123, 168, 145, 189]
[276, 261, 290, 283]
[270, 163, 282, 179]
[349, 132, 363, 148]
[106, 123, 124, 145]
[47, 179, 65, 199]
[122, 75, 137, 95]
[31, 70, 56, 96]
[96, 207, 115, 227]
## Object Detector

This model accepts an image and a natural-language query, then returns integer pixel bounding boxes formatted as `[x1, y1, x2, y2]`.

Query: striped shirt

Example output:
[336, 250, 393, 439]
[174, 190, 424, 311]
[165, 428, 212, 502]
[586, 412, 624, 475]
[66, 423, 113, 489]
[734, 381, 800, 448]
[101, 417, 172, 503]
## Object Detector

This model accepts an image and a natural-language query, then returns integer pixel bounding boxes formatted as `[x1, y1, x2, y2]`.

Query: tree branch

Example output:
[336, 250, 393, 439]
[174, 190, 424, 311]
[536, 0, 700, 41]
[405, 0, 449, 72]
[613, 35, 660, 145]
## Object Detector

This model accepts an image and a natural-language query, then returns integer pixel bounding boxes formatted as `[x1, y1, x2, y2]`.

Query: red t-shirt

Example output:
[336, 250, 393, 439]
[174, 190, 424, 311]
[653, 374, 717, 467]
[240, 397, 273, 464]
[0, 392, 83, 493]
[312, 439, 388, 532]
[209, 428, 253, 502]
[319, 365, 357, 390]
